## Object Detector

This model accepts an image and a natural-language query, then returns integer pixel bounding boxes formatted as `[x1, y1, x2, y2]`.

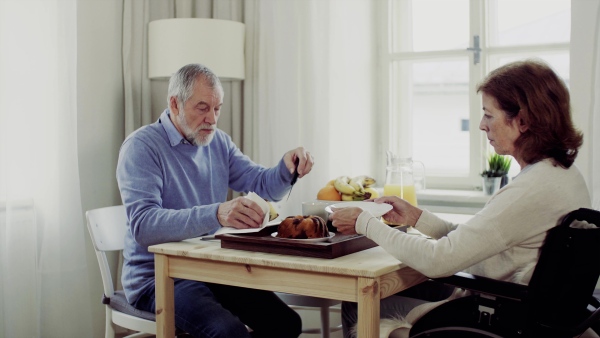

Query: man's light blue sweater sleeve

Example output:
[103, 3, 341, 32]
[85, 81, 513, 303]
[117, 124, 291, 246]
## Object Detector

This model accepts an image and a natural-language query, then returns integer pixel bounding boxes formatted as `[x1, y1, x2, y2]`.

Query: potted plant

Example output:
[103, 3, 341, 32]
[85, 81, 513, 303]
[481, 153, 512, 194]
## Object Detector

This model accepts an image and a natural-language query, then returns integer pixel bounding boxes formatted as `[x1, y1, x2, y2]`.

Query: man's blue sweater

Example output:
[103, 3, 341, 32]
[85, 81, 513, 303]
[116, 110, 292, 304]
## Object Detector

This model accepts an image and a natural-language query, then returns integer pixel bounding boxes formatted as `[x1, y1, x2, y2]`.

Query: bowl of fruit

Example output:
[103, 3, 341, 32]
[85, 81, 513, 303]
[316, 175, 379, 201]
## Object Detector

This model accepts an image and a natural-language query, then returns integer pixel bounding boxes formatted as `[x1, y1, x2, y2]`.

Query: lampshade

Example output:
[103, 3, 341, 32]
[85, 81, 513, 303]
[148, 18, 245, 80]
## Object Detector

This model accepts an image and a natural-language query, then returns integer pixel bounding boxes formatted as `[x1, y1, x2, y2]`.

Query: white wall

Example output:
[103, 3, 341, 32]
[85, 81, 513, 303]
[77, 0, 124, 337]
[570, 0, 600, 289]
[570, 0, 599, 193]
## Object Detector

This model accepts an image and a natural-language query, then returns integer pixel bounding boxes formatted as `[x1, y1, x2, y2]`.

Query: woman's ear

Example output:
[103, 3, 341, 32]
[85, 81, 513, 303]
[518, 117, 529, 133]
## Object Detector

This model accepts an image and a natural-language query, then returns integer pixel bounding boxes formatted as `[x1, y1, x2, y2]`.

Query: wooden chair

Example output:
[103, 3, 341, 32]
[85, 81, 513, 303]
[86, 205, 156, 338]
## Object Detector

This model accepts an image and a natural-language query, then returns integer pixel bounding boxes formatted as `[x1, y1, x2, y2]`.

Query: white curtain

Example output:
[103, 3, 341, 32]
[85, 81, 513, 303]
[245, 0, 377, 216]
[0, 0, 93, 337]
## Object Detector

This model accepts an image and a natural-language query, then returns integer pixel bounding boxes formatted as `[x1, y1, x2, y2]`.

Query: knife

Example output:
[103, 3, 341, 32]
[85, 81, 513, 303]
[286, 157, 300, 201]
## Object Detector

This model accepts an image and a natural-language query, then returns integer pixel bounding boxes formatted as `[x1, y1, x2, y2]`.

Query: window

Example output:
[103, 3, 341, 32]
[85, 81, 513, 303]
[380, 0, 571, 190]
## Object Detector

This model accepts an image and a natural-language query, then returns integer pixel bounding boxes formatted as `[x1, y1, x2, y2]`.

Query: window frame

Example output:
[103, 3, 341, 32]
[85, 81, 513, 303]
[378, 0, 570, 190]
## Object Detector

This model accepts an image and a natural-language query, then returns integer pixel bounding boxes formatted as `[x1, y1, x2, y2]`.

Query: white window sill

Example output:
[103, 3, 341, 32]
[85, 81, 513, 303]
[416, 189, 489, 215]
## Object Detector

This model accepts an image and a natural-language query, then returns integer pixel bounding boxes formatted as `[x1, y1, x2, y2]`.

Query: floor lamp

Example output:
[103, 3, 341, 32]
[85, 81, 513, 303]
[148, 18, 245, 80]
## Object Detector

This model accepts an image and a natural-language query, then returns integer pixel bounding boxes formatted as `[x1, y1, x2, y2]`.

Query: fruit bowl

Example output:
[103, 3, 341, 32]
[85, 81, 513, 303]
[316, 175, 379, 201]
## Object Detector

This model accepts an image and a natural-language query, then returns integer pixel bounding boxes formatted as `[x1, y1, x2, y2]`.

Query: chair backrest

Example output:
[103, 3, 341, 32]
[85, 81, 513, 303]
[526, 208, 600, 332]
[86, 205, 129, 298]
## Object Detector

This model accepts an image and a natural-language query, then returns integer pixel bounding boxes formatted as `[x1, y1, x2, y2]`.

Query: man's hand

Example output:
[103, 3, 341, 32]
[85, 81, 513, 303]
[217, 197, 265, 229]
[284, 147, 314, 178]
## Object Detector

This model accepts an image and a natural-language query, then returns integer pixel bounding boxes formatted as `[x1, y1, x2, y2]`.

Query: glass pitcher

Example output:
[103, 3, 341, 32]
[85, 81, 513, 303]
[383, 151, 426, 207]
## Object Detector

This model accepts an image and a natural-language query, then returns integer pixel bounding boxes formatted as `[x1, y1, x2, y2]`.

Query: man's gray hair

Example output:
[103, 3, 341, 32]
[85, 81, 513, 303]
[167, 64, 222, 107]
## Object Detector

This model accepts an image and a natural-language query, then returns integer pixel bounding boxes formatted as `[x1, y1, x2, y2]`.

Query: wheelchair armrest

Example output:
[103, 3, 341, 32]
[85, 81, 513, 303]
[432, 271, 529, 301]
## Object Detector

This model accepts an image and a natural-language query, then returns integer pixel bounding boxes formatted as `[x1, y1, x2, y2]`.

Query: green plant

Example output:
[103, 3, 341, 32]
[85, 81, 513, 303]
[481, 153, 512, 177]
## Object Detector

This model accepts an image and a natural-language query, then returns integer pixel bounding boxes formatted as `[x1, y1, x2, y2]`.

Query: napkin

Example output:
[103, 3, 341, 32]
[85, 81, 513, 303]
[214, 192, 271, 235]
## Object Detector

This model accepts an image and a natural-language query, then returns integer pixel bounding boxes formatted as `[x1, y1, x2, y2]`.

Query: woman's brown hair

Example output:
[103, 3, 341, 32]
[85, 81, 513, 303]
[477, 59, 583, 168]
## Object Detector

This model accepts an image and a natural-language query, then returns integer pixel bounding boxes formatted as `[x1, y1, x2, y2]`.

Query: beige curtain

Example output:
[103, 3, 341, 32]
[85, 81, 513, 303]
[122, 0, 245, 149]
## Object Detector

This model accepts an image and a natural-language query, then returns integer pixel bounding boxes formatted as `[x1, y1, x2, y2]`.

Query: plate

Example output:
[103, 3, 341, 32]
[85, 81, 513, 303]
[213, 219, 281, 236]
[271, 232, 335, 242]
[324, 201, 393, 217]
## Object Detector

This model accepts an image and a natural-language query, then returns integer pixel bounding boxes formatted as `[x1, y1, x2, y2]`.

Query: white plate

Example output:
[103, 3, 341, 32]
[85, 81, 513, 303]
[271, 232, 335, 242]
[324, 201, 393, 217]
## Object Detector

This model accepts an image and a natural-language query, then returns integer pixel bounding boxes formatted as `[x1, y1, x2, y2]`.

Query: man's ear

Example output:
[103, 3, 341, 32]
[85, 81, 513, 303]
[169, 96, 179, 115]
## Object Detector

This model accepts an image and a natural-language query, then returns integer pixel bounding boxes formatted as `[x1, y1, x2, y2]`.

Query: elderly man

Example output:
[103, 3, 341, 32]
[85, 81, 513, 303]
[117, 63, 313, 337]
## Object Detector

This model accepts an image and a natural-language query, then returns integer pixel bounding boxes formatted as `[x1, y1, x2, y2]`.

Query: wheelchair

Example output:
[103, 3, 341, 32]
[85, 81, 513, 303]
[408, 208, 600, 338]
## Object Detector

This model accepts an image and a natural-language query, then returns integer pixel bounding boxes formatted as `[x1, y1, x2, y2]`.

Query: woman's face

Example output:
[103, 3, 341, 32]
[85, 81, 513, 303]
[479, 93, 524, 159]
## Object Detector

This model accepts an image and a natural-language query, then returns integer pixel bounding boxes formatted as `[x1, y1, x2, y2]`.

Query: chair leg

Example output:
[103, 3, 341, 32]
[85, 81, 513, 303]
[106, 307, 116, 338]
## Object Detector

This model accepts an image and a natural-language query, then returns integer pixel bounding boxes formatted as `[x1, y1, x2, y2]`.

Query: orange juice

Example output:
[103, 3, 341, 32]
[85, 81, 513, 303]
[383, 184, 418, 206]
[382, 184, 417, 226]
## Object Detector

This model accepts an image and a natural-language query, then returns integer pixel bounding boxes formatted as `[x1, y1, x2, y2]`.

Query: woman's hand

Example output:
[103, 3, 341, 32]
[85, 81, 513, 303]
[330, 207, 363, 235]
[373, 196, 423, 227]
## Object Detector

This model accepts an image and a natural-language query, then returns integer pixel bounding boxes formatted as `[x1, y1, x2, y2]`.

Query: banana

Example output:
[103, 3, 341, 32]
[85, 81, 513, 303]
[352, 191, 370, 200]
[353, 194, 368, 201]
[349, 175, 377, 197]
[333, 175, 376, 198]
[268, 202, 279, 221]
[364, 187, 379, 198]
[334, 176, 356, 195]
[349, 176, 366, 195]
[352, 175, 376, 188]
[341, 193, 354, 201]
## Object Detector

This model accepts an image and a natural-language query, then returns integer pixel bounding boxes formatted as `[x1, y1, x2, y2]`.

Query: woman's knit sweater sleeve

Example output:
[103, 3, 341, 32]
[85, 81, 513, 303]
[354, 159, 590, 281]
[355, 210, 504, 278]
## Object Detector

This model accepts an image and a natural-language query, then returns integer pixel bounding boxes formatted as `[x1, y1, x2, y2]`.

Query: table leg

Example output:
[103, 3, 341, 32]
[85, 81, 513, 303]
[320, 305, 330, 338]
[155, 253, 175, 338]
[356, 277, 381, 338]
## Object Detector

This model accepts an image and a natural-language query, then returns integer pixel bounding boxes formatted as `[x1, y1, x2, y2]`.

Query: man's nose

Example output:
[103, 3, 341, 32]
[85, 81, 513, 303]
[206, 110, 217, 124]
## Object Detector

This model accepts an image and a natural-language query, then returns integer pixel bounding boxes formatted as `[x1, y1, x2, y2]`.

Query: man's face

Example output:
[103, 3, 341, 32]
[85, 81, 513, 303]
[171, 78, 223, 146]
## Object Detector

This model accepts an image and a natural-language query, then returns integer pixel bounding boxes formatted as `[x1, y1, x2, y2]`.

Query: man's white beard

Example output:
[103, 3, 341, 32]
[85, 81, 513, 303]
[177, 108, 215, 146]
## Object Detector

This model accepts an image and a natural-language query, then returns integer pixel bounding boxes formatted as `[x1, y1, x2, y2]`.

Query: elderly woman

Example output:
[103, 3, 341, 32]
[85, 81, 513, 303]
[331, 59, 591, 338]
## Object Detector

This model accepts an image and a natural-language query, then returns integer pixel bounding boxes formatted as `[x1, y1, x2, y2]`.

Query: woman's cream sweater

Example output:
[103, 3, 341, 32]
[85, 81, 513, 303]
[356, 159, 591, 285]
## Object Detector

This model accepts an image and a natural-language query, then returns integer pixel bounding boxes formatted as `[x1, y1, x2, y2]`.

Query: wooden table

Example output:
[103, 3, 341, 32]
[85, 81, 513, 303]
[149, 238, 427, 338]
